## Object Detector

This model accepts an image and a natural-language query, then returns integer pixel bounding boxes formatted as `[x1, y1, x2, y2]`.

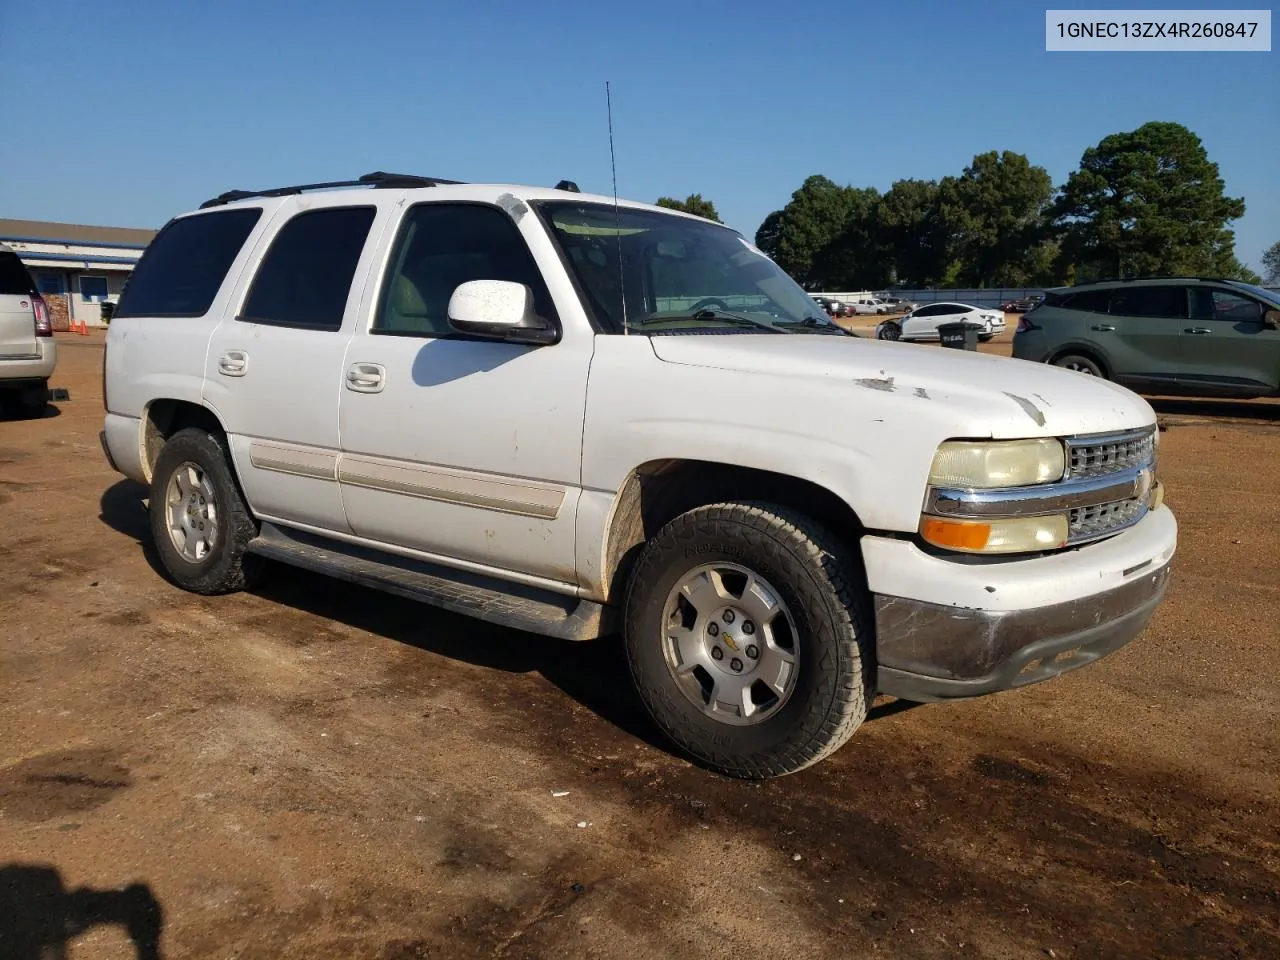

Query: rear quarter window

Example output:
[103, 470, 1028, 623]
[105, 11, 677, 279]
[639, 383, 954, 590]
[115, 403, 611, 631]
[1058, 290, 1110, 313]
[115, 208, 263, 318]
[0, 251, 36, 296]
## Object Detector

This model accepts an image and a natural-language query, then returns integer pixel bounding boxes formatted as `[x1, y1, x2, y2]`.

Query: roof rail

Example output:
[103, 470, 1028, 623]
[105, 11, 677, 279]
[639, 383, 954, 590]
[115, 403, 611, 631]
[198, 171, 465, 209]
[1071, 275, 1231, 286]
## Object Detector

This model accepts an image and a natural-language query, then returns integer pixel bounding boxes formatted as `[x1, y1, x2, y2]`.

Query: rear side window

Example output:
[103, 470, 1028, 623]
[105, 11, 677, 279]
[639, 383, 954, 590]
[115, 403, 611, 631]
[115, 208, 262, 318]
[239, 206, 376, 331]
[0, 251, 36, 296]
[1109, 286, 1187, 319]
[1058, 290, 1110, 313]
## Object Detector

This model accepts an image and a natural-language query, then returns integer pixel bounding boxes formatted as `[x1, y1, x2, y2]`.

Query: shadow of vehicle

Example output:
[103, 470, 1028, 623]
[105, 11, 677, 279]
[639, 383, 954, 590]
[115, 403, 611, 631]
[0, 396, 61, 421]
[1148, 396, 1280, 422]
[0, 864, 164, 960]
[97, 480, 926, 760]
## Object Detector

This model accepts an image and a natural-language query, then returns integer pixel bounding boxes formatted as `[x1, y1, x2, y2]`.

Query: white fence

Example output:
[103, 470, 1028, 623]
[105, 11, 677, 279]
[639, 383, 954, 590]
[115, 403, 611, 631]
[814, 285, 1280, 311]
[813, 288, 1045, 311]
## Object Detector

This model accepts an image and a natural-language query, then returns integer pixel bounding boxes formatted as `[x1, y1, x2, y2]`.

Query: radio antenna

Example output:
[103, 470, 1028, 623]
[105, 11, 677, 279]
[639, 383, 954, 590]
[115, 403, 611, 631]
[606, 80, 629, 335]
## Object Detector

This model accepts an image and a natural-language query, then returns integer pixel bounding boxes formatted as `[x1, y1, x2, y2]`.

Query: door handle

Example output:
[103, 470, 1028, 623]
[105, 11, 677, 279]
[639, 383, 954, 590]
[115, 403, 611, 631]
[1090, 324, 1116, 332]
[345, 362, 385, 393]
[1184, 327, 1211, 335]
[217, 350, 248, 376]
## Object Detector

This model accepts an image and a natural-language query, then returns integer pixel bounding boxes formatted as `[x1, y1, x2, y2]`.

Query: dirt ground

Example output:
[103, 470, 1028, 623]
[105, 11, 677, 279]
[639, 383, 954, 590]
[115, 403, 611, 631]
[2, 332, 1277, 959]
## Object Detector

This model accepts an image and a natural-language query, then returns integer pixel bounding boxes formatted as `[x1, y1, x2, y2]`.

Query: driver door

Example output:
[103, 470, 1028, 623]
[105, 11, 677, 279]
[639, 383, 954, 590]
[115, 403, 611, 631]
[336, 200, 594, 584]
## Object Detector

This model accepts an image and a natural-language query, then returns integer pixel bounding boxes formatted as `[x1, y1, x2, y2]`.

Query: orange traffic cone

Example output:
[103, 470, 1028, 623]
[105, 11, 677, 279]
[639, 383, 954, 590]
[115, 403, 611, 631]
[80, 320, 89, 336]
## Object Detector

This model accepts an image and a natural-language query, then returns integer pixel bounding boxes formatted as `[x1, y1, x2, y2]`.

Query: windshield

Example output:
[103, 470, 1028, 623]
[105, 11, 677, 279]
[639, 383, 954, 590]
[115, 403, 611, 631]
[532, 201, 844, 335]
[1227, 280, 1280, 308]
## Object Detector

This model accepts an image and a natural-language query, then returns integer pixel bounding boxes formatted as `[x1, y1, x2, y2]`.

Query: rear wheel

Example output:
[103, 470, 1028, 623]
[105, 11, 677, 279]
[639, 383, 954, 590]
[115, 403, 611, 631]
[18, 381, 49, 416]
[1053, 353, 1105, 377]
[149, 427, 263, 595]
[622, 501, 874, 779]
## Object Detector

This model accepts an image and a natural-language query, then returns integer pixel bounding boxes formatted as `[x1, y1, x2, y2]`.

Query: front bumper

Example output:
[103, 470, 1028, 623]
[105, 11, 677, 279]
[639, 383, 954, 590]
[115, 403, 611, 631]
[862, 505, 1177, 702]
[873, 560, 1170, 701]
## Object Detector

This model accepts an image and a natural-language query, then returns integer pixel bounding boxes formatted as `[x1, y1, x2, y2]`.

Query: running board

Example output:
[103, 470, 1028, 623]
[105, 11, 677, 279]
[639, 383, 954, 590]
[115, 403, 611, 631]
[246, 522, 612, 642]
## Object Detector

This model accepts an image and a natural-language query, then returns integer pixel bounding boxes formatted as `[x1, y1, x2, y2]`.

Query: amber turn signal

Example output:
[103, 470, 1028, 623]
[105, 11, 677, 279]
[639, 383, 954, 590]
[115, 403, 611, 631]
[920, 517, 992, 551]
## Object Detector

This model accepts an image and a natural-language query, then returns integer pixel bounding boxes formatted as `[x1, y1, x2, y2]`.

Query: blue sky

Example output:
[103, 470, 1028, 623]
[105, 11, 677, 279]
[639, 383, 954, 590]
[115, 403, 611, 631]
[1, 0, 1275, 269]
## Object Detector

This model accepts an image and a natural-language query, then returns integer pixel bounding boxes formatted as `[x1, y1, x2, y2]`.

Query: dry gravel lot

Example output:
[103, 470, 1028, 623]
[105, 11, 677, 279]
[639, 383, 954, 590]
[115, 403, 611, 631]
[1, 332, 1277, 959]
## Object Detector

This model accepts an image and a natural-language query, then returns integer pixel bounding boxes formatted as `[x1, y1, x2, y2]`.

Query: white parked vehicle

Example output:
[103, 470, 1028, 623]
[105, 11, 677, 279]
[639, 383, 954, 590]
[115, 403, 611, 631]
[101, 172, 1176, 779]
[876, 301, 1006, 342]
[850, 297, 889, 315]
[0, 243, 56, 416]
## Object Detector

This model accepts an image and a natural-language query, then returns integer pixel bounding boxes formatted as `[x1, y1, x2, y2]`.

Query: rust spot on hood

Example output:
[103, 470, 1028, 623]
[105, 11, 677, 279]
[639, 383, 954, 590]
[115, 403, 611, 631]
[855, 376, 895, 392]
[1003, 392, 1046, 427]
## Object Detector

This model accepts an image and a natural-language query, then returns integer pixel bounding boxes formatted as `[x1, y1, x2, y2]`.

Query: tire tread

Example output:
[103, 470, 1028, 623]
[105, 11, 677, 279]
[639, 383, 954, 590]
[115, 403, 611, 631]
[623, 500, 873, 779]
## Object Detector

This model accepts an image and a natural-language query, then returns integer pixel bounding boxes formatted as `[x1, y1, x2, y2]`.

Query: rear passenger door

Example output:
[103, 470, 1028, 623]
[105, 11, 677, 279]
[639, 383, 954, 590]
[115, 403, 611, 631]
[108, 208, 267, 431]
[1101, 285, 1187, 390]
[203, 199, 391, 534]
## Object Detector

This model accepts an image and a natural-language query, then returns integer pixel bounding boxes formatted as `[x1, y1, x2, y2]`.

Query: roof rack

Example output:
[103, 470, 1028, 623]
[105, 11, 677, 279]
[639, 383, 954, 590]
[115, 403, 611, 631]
[198, 171, 464, 209]
[1071, 275, 1231, 286]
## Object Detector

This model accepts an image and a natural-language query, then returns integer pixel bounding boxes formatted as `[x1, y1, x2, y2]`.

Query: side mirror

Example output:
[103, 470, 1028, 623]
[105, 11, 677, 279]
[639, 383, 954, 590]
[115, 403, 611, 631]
[1265, 309, 1280, 330]
[447, 279, 557, 345]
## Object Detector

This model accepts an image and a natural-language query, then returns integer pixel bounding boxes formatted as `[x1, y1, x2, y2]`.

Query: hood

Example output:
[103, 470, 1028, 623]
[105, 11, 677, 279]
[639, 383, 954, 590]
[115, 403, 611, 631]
[648, 333, 1156, 438]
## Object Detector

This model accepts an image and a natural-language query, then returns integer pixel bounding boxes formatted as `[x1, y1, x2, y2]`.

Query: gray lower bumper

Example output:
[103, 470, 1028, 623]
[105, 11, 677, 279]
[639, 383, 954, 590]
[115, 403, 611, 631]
[873, 561, 1171, 702]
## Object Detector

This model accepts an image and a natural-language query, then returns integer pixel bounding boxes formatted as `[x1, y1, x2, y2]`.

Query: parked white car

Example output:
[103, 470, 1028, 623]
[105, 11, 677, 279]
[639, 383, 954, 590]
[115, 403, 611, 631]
[876, 301, 1006, 342]
[101, 173, 1176, 780]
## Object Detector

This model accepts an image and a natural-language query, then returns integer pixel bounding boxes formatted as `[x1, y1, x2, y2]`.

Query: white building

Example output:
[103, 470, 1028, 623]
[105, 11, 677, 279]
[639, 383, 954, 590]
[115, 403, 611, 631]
[0, 218, 156, 328]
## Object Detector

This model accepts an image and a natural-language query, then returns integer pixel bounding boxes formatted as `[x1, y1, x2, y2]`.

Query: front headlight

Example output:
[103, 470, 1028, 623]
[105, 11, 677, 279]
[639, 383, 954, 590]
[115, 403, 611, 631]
[928, 438, 1065, 489]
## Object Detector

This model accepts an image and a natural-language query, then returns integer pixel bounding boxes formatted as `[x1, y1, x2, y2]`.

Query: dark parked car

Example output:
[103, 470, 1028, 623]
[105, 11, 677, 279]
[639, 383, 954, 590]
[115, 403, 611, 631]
[1012, 278, 1280, 399]
[1000, 295, 1042, 312]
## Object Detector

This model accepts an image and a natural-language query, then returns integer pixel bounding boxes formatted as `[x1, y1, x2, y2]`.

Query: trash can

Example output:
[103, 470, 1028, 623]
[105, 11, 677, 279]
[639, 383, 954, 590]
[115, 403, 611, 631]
[100, 301, 116, 324]
[937, 320, 982, 351]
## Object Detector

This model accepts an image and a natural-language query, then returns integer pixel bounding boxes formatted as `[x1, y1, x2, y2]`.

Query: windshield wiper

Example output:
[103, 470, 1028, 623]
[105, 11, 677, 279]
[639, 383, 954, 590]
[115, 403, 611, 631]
[773, 315, 852, 335]
[637, 309, 783, 333]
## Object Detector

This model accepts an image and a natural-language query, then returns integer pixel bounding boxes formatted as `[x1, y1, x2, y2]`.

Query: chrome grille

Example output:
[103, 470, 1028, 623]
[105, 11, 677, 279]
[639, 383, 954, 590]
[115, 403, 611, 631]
[1069, 497, 1148, 541]
[1067, 429, 1155, 479]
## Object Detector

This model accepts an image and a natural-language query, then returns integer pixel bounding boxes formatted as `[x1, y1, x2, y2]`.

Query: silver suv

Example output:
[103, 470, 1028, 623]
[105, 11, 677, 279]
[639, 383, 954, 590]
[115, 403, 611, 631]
[0, 244, 56, 416]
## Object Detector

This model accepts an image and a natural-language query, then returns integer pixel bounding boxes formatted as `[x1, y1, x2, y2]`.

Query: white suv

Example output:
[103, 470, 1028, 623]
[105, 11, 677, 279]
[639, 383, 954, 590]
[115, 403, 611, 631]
[101, 172, 1177, 779]
[1, 243, 56, 415]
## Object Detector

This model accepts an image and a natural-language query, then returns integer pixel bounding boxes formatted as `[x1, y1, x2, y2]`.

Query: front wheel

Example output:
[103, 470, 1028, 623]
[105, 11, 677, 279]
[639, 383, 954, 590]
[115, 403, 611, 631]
[622, 501, 874, 779]
[149, 427, 264, 595]
[876, 321, 902, 341]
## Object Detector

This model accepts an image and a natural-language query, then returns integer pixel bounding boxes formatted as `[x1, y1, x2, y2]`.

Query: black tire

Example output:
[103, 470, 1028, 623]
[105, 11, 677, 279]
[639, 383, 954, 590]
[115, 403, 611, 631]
[876, 321, 901, 341]
[149, 426, 263, 595]
[1052, 353, 1105, 378]
[18, 382, 49, 416]
[979, 333, 994, 343]
[622, 501, 874, 779]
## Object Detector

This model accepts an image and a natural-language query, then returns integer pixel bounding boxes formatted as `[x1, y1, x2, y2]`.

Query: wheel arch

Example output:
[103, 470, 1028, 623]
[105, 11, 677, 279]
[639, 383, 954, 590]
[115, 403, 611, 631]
[595, 459, 866, 605]
[141, 399, 229, 483]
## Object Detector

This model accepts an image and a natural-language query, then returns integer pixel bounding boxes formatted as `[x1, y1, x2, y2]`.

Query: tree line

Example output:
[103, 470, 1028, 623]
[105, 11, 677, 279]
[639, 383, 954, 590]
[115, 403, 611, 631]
[658, 122, 1268, 290]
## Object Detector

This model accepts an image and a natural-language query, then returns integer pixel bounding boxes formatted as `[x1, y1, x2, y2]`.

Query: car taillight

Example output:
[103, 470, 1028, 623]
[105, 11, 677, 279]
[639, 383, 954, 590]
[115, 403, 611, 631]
[32, 296, 52, 336]
[1016, 317, 1035, 333]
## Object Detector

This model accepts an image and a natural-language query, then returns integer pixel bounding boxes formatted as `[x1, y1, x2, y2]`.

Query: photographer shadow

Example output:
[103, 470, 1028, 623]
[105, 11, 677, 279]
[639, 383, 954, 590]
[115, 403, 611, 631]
[0, 864, 163, 960]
